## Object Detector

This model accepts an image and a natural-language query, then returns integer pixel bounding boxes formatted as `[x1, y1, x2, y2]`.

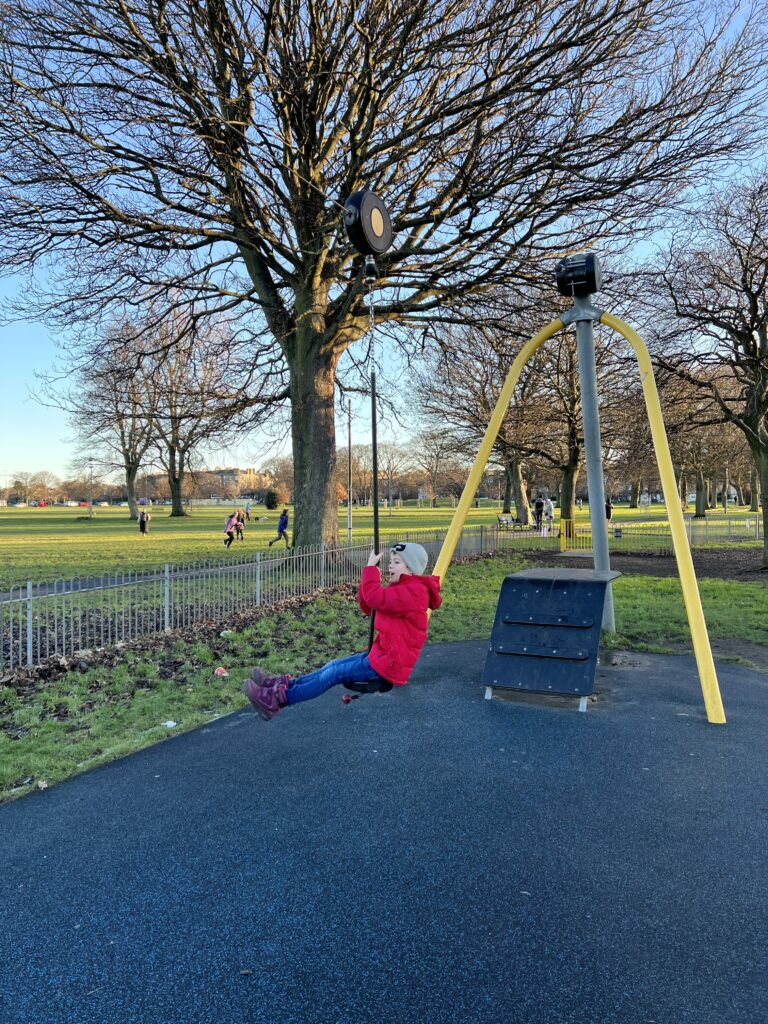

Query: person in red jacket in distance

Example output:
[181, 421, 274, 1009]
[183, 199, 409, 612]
[243, 542, 442, 721]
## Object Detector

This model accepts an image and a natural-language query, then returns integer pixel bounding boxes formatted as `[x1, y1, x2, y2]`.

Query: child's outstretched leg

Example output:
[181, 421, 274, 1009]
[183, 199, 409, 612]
[243, 652, 386, 721]
[243, 674, 292, 720]
[249, 666, 290, 688]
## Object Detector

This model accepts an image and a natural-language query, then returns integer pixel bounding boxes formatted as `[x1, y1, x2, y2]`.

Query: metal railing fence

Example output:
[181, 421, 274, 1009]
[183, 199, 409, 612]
[0, 524, 557, 670]
[2, 515, 762, 670]
[560, 514, 762, 553]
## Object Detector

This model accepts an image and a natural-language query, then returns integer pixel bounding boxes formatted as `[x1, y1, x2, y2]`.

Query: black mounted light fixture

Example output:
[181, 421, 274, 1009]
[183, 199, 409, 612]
[555, 253, 603, 298]
[343, 189, 393, 256]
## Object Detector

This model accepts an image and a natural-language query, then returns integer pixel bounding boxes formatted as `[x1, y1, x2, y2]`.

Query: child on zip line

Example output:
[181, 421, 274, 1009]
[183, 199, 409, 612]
[243, 542, 441, 720]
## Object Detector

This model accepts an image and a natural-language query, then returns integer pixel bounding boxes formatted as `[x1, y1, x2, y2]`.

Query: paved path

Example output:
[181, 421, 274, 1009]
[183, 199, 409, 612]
[1, 643, 766, 1024]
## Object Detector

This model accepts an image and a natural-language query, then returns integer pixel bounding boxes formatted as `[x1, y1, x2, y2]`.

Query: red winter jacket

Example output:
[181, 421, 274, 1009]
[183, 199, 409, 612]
[357, 566, 442, 685]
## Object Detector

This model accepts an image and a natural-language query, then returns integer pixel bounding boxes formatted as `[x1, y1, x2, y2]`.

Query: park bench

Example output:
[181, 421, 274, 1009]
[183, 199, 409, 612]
[497, 515, 526, 531]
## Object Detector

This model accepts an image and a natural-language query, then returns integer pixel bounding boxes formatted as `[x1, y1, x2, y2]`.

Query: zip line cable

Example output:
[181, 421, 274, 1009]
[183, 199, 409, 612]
[366, 261, 381, 652]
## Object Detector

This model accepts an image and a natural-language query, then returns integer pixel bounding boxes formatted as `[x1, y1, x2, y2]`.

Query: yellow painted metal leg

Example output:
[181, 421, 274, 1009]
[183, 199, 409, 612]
[600, 312, 726, 724]
[432, 318, 564, 586]
[560, 520, 569, 553]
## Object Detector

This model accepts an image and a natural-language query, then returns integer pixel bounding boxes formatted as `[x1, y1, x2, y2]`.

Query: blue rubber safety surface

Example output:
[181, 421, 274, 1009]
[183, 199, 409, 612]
[1, 642, 766, 1024]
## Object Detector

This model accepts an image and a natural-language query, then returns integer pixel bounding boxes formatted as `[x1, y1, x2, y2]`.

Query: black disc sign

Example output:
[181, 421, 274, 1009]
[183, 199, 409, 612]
[343, 189, 393, 256]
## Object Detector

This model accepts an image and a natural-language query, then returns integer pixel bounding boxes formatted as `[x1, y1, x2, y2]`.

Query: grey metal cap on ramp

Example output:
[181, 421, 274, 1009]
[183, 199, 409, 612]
[1, 642, 766, 1024]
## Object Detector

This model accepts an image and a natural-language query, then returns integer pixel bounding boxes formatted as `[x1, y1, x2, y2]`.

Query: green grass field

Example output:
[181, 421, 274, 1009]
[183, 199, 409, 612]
[0, 502, 488, 589]
[0, 500, 757, 589]
[2, 547, 766, 803]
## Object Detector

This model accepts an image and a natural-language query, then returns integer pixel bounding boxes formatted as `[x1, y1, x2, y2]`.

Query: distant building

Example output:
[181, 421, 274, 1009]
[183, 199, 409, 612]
[207, 467, 271, 495]
[145, 466, 272, 498]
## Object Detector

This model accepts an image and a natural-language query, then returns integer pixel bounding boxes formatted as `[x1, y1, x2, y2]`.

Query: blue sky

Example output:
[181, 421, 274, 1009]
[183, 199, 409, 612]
[0, 279, 283, 483]
[0, 305, 73, 485]
[0, 318, 298, 484]
[0, 277, 387, 485]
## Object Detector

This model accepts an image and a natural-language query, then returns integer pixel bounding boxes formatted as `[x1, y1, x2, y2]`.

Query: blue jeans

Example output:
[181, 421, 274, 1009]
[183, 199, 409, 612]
[284, 652, 388, 706]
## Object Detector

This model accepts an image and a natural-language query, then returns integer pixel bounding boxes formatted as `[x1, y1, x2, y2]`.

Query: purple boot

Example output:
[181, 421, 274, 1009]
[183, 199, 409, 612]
[249, 666, 292, 689]
[243, 677, 290, 721]
[249, 665, 270, 686]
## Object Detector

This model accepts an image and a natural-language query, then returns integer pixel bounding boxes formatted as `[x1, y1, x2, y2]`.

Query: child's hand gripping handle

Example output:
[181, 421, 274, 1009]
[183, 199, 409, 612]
[366, 550, 381, 650]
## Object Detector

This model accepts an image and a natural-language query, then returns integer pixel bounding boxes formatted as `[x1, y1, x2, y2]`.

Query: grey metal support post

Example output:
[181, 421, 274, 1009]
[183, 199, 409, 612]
[570, 295, 615, 632]
[26, 581, 33, 667]
[164, 563, 171, 632]
[347, 401, 353, 545]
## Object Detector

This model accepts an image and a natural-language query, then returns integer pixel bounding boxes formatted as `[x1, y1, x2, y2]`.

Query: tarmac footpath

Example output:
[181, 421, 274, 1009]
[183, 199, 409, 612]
[1, 641, 766, 1024]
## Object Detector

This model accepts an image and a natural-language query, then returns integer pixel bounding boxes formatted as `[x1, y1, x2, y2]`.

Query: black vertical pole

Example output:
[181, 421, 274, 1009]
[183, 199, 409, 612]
[368, 367, 380, 651]
[342, 194, 392, 663]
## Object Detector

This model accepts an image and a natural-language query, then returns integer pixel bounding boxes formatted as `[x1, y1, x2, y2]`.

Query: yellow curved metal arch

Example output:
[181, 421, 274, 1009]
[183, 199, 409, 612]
[432, 307, 725, 724]
[600, 311, 725, 724]
[432, 317, 565, 583]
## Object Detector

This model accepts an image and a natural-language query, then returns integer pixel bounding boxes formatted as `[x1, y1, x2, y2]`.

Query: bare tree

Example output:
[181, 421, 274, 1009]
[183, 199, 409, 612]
[351, 443, 375, 506]
[68, 330, 160, 519]
[408, 431, 464, 505]
[637, 173, 768, 563]
[147, 326, 247, 515]
[673, 418, 724, 517]
[65, 457, 105, 514]
[39, 303, 272, 515]
[604, 390, 657, 508]
[334, 443, 369, 507]
[377, 443, 408, 513]
[652, 374, 749, 514]
[521, 334, 584, 517]
[10, 472, 34, 502]
[0, 1, 766, 544]
[727, 441, 757, 507]
[259, 455, 294, 504]
[417, 319, 540, 520]
[28, 470, 60, 503]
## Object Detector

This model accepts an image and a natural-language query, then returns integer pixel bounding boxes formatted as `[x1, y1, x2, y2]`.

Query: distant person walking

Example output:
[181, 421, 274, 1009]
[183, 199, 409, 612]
[543, 497, 554, 533]
[224, 512, 238, 549]
[534, 494, 545, 530]
[269, 508, 290, 548]
[235, 509, 246, 541]
[138, 509, 150, 538]
[605, 498, 614, 521]
[244, 502, 251, 522]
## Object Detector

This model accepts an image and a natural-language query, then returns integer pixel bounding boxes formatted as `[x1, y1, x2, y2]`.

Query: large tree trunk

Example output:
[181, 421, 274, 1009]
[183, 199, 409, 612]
[288, 344, 339, 548]
[508, 457, 529, 523]
[693, 469, 708, 518]
[751, 446, 768, 568]
[166, 446, 188, 517]
[629, 479, 640, 509]
[559, 456, 581, 532]
[503, 471, 512, 517]
[124, 463, 139, 520]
